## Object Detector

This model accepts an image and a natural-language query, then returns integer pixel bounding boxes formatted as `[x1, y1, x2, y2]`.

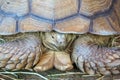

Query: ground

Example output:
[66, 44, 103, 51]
[0, 67, 120, 80]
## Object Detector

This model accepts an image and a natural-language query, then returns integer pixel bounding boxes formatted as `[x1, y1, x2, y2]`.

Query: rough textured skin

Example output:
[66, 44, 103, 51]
[72, 35, 120, 75]
[0, 35, 42, 70]
[0, 0, 119, 35]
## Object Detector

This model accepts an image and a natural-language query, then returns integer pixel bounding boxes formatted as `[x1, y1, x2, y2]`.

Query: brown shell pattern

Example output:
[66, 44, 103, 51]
[0, 0, 119, 35]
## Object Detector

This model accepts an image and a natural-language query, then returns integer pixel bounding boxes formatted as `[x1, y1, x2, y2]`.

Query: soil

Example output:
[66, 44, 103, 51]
[0, 68, 120, 80]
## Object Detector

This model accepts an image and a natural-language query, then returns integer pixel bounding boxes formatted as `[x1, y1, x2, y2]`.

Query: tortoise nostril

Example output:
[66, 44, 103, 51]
[60, 42, 62, 44]
[7, 2, 10, 4]
[59, 41, 65, 45]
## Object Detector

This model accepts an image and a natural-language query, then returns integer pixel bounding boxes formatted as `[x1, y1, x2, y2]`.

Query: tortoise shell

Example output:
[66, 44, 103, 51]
[0, 0, 119, 35]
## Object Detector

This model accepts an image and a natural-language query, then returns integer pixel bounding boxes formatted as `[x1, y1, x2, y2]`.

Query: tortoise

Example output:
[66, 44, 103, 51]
[0, 0, 119, 75]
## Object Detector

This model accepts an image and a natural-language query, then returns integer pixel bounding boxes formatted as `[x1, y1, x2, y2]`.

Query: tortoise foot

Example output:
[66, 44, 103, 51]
[34, 51, 54, 71]
[34, 51, 73, 71]
[0, 35, 42, 71]
[72, 35, 120, 75]
[54, 51, 73, 71]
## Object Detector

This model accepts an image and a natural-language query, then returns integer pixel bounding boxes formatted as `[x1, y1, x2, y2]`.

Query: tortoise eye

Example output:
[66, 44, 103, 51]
[7, 2, 10, 4]
[52, 36, 54, 39]
[51, 33, 55, 39]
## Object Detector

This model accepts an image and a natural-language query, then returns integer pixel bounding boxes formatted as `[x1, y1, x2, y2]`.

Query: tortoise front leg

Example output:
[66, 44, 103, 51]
[72, 34, 120, 75]
[0, 35, 42, 71]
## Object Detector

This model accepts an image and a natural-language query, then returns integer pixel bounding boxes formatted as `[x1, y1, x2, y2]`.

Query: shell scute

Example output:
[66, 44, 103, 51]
[55, 16, 90, 34]
[92, 16, 116, 35]
[1, 0, 29, 17]
[0, 16, 16, 35]
[79, 0, 112, 16]
[31, 0, 78, 20]
[19, 16, 53, 32]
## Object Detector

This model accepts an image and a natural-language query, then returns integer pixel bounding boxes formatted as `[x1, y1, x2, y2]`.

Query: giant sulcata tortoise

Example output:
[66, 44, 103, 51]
[0, 0, 119, 75]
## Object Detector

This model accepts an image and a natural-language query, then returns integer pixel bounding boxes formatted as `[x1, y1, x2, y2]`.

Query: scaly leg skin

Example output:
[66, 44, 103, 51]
[34, 51, 73, 71]
[72, 34, 120, 75]
[0, 35, 42, 71]
[35, 32, 75, 71]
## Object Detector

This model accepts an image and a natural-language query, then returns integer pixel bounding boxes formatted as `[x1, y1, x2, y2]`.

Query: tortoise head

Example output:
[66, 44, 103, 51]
[42, 32, 67, 51]
[42, 32, 73, 50]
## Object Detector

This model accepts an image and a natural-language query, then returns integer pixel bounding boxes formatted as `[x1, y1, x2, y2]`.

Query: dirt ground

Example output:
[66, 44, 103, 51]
[0, 68, 120, 80]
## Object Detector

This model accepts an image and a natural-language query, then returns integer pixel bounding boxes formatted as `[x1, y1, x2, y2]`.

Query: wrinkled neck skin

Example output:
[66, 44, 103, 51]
[42, 32, 76, 51]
